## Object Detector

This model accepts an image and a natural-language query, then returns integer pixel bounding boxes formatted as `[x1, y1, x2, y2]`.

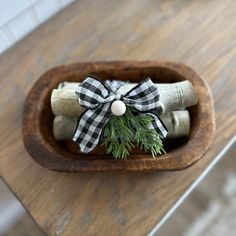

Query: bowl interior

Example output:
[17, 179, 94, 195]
[39, 66, 199, 160]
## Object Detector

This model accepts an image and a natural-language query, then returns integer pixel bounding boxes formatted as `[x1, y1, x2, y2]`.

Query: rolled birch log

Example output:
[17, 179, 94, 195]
[53, 110, 190, 140]
[51, 80, 198, 117]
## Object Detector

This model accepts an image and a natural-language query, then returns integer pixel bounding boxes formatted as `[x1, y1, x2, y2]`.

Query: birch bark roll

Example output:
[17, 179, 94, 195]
[51, 81, 198, 117]
[53, 110, 190, 140]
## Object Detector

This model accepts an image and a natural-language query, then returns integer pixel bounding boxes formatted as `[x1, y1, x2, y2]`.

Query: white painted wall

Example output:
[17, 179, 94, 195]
[0, 0, 74, 53]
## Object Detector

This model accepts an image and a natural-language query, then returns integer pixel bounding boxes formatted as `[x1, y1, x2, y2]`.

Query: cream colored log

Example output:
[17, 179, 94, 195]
[51, 81, 198, 117]
[53, 110, 190, 140]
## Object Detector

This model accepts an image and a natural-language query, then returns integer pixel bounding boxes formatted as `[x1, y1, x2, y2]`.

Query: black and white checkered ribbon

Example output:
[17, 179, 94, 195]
[73, 77, 168, 153]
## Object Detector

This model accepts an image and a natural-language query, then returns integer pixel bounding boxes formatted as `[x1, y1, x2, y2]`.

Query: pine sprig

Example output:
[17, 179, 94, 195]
[102, 107, 166, 159]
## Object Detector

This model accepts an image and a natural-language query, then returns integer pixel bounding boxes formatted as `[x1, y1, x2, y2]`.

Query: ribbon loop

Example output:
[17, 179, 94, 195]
[123, 78, 160, 112]
[75, 77, 114, 109]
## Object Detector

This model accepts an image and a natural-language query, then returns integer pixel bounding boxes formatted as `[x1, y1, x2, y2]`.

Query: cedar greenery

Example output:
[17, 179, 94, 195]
[102, 107, 166, 159]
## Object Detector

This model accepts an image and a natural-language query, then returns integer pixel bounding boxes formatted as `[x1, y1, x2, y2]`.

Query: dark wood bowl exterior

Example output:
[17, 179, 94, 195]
[22, 61, 215, 172]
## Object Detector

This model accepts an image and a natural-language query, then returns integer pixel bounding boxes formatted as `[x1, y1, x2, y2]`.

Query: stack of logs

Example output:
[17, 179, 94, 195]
[51, 80, 198, 141]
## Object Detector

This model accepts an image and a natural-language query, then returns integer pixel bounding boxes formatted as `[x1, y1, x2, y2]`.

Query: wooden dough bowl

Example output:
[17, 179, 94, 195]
[22, 61, 215, 172]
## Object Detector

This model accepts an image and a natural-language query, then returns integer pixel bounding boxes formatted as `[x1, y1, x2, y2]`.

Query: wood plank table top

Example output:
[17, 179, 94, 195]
[0, 0, 236, 235]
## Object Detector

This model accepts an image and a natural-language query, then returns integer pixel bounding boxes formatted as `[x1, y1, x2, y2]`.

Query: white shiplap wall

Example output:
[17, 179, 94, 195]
[0, 0, 74, 54]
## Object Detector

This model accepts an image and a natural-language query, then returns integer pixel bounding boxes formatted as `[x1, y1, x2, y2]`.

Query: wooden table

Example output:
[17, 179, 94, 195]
[0, 0, 236, 235]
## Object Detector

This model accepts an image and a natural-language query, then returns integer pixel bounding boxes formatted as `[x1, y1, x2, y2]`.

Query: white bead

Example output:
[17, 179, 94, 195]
[111, 100, 126, 116]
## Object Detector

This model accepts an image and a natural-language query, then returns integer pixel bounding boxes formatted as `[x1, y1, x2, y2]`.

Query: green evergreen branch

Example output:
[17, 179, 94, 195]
[102, 107, 166, 159]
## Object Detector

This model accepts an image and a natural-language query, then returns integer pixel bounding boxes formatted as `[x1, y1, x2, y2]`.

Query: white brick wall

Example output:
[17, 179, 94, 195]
[0, 0, 74, 54]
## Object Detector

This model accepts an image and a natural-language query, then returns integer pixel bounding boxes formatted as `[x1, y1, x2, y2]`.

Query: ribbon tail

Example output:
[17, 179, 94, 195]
[147, 112, 168, 138]
[73, 103, 111, 153]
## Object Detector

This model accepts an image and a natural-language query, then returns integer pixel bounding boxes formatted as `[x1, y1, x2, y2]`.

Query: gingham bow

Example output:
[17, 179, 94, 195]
[73, 77, 168, 153]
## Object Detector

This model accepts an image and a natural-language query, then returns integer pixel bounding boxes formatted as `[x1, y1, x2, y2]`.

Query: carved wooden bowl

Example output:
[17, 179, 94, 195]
[22, 61, 215, 172]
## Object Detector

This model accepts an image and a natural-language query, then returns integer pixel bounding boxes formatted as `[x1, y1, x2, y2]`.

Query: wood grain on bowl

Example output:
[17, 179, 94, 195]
[22, 61, 215, 172]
